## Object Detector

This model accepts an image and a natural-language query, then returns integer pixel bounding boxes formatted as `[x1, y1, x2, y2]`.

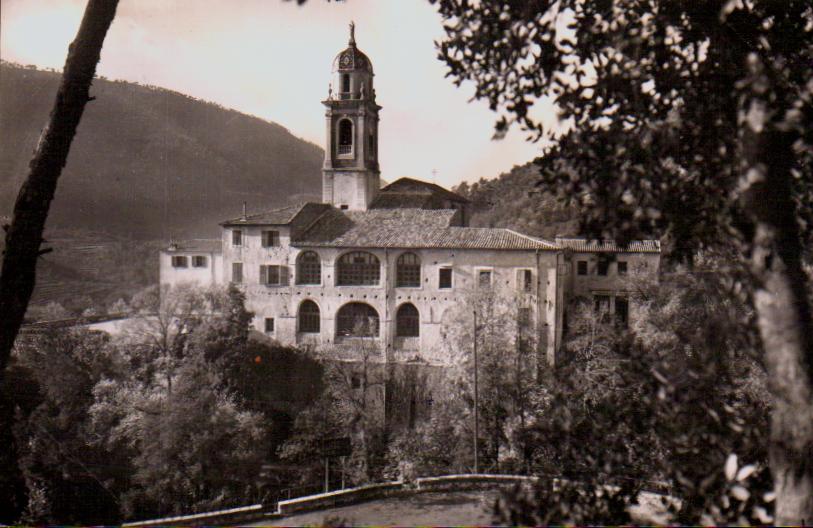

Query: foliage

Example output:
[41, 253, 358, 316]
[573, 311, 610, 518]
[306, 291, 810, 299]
[280, 339, 388, 487]
[494, 267, 772, 525]
[440, 286, 538, 471]
[85, 284, 271, 518]
[453, 162, 579, 239]
[90, 349, 269, 518]
[8, 329, 124, 525]
[6, 284, 327, 522]
[433, 0, 813, 522]
[433, 0, 812, 256]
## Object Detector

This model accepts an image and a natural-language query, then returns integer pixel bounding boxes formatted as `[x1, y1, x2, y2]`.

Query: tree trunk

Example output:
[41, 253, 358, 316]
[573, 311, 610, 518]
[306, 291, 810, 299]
[740, 54, 813, 525]
[0, 0, 120, 376]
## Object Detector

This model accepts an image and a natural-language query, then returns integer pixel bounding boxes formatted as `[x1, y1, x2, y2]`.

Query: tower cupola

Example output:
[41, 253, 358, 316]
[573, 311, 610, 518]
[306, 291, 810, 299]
[331, 21, 375, 102]
[322, 22, 381, 211]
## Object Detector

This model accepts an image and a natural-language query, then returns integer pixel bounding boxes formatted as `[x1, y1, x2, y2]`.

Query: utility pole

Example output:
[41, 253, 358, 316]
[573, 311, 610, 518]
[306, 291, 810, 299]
[473, 309, 479, 474]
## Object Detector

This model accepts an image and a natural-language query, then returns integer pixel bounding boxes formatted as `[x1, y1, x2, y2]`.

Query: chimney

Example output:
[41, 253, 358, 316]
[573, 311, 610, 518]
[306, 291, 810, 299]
[242, 202, 247, 221]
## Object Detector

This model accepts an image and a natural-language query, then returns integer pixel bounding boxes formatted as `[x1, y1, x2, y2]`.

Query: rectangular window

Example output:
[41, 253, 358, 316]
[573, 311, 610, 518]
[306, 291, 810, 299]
[232, 230, 242, 247]
[262, 230, 280, 247]
[396, 253, 421, 287]
[439, 268, 453, 289]
[264, 317, 275, 333]
[615, 297, 629, 327]
[192, 256, 207, 268]
[617, 261, 628, 276]
[232, 262, 243, 284]
[478, 270, 492, 289]
[171, 256, 188, 268]
[260, 265, 286, 286]
[597, 257, 610, 276]
[517, 269, 533, 292]
[577, 260, 588, 275]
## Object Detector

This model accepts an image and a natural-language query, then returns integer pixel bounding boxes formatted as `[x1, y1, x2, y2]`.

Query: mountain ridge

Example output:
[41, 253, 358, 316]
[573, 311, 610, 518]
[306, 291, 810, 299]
[0, 62, 324, 239]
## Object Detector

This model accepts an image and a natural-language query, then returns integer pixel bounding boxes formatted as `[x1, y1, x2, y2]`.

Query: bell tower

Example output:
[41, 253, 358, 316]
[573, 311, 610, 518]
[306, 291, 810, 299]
[322, 22, 381, 211]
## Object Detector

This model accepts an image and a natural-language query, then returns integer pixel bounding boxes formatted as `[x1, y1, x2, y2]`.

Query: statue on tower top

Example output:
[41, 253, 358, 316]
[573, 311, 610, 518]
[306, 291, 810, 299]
[349, 21, 356, 46]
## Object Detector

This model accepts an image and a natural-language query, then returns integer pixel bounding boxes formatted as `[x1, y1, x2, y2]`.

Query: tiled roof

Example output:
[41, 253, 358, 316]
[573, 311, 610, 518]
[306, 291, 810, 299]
[556, 237, 661, 253]
[220, 202, 309, 226]
[295, 208, 557, 250]
[377, 177, 469, 203]
[163, 239, 222, 253]
[369, 192, 437, 209]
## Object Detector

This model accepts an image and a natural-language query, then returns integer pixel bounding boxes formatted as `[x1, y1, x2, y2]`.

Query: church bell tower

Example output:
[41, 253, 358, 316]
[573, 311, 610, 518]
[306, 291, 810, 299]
[322, 22, 381, 211]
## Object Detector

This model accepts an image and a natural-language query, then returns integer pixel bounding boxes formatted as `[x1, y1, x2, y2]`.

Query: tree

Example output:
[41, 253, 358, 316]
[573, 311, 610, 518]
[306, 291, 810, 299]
[9, 328, 124, 525]
[282, 335, 389, 487]
[0, 0, 119, 375]
[1, 4, 119, 510]
[432, 1, 813, 522]
[496, 264, 773, 524]
[439, 285, 538, 473]
[91, 350, 269, 519]
[89, 285, 270, 519]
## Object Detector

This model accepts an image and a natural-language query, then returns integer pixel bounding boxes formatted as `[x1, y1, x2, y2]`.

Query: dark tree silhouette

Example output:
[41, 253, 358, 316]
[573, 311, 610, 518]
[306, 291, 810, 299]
[431, 0, 813, 523]
[0, 0, 120, 375]
[0, 2, 118, 520]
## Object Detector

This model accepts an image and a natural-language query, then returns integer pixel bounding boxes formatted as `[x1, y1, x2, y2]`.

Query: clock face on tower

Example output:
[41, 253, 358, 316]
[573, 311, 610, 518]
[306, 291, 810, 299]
[340, 54, 352, 67]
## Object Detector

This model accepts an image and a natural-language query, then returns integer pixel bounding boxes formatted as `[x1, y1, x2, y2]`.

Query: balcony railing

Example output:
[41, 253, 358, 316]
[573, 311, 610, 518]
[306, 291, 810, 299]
[337, 144, 352, 155]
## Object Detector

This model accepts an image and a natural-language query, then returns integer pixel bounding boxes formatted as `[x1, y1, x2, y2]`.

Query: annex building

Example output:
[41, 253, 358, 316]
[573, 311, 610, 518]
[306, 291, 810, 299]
[159, 26, 661, 368]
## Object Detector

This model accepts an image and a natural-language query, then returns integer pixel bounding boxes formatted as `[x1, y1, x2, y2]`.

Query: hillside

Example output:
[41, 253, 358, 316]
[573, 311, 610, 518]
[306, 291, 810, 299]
[0, 62, 323, 239]
[1, 62, 324, 313]
[454, 162, 580, 240]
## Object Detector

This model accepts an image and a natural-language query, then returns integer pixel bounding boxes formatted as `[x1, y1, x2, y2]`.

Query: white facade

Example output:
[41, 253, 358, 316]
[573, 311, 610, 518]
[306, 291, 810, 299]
[157, 28, 661, 368]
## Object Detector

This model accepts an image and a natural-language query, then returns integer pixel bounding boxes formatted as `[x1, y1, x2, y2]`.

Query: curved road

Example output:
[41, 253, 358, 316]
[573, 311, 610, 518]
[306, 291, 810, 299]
[250, 490, 499, 526]
[247, 489, 670, 526]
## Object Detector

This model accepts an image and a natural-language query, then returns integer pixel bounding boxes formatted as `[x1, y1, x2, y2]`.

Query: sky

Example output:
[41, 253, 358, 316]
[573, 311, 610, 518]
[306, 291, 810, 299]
[0, 0, 559, 189]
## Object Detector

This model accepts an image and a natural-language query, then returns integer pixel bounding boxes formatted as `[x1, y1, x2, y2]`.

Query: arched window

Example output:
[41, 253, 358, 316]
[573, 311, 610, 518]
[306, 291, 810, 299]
[337, 251, 379, 286]
[342, 73, 350, 93]
[338, 119, 353, 154]
[298, 300, 320, 333]
[296, 251, 321, 285]
[336, 303, 379, 337]
[396, 252, 421, 287]
[396, 303, 419, 337]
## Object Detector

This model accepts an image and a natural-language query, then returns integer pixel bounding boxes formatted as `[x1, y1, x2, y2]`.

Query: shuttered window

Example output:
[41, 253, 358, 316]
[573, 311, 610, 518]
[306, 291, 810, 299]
[262, 230, 280, 247]
[516, 269, 532, 292]
[259, 265, 288, 286]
